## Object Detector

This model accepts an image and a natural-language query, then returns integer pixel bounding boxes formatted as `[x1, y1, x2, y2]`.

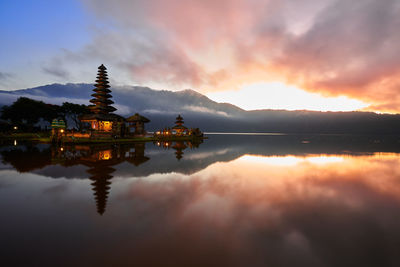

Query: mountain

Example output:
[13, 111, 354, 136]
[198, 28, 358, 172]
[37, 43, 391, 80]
[1, 83, 400, 134]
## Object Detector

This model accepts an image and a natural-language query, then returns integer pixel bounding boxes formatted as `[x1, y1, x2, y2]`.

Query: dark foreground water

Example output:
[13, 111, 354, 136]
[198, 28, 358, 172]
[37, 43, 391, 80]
[1, 134, 400, 267]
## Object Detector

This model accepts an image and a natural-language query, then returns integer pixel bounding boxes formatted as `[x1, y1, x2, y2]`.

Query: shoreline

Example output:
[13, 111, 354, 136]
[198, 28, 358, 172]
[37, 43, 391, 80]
[0, 133, 206, 144]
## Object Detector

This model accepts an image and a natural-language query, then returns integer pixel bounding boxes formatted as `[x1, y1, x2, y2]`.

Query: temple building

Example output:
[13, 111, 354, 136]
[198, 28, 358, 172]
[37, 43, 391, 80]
[126, 113, 150, 136]
[172, 115, 188, 135]
[80, 64, 125, 138]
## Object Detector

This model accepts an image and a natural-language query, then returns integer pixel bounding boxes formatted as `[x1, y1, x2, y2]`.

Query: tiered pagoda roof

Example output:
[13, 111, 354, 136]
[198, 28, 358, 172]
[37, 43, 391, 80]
[126, 113, 150, 123]
[88, 64, 117, 115]
[172, 114, 187, 130]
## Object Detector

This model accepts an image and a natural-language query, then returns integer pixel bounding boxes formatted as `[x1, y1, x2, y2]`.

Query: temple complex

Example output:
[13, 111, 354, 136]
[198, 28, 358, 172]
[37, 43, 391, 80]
[50, 64, 202, 142]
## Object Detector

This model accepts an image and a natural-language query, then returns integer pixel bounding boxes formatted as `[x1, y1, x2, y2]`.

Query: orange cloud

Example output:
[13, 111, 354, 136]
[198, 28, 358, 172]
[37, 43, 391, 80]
[77, 0, 400, 112]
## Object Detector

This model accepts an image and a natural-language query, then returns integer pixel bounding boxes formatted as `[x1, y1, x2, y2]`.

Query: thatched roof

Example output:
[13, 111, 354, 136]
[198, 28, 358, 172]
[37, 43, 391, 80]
[79, 113, 125, 122]
[126, 113, 150, 123]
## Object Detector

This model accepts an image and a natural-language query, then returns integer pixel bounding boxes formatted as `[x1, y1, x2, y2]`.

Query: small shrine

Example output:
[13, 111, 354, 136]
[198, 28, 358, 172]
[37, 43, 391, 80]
[50, 118, 66, 142]
[172, 115, 188, 135]
[126, 113, 150, 136]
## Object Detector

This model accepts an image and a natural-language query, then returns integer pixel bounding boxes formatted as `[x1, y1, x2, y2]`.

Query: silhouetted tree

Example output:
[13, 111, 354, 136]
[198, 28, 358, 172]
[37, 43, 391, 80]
[1, 97, 61, 130]
[61, 102, 90, 130]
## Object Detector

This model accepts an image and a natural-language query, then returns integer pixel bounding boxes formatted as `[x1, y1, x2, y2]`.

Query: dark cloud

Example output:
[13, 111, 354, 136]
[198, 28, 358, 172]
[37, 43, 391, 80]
[0, 72, 12, 80]
[0, 72, 13, 87]
[42, 66, 69, 79]
[42, 58, 70, 79]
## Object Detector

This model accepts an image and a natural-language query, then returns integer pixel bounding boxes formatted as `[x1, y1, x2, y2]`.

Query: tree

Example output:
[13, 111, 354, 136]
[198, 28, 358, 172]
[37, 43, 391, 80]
[61, 102, 90, 130]
[1, 97, 61, 130]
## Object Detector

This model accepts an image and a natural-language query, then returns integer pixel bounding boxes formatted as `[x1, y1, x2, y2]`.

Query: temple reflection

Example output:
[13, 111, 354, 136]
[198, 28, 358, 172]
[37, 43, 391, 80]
[172, 142, 187, 160]
[155, 139, 204, 160]
[127, 143, 150, 166]
[4, 136, 400, 266]
[5, 134, 400, 215]
[57, 144, 150, 215]
[0, 141, 204, 215]
[88, 165, 113, 215]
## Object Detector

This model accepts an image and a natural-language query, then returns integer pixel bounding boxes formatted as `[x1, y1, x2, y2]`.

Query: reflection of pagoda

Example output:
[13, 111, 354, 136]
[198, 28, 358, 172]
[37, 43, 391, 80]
[172, 142, 187, 160]
[79, 146, 121, 215]
[156, 140, 203, 161]
[87, 165, 114, 215]
[76, 144, 150, 215]
[2, 140, 204, 214]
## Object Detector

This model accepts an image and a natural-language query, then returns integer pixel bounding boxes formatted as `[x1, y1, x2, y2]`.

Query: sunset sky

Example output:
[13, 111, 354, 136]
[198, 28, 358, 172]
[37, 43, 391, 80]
[1, 0, 400, 112]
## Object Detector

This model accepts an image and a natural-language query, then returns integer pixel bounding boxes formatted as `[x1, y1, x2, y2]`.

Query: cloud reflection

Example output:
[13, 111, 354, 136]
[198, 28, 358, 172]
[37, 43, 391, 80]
[1, 153, 400, 266]
[108, 153, 400, 266]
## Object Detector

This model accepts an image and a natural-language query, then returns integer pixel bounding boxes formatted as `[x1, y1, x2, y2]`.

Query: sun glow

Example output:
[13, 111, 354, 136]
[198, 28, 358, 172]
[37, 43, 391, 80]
[206, 82, 368, 111]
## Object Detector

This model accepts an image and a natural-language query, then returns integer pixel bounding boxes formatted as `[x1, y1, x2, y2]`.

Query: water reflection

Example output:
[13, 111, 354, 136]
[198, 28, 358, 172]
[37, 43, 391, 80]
[1, 141, 203, 215]
[1, 135, 400, 266]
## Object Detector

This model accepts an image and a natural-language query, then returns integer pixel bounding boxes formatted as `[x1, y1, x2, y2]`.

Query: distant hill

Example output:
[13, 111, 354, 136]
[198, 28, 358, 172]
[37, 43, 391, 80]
[1, 83, 400, 134]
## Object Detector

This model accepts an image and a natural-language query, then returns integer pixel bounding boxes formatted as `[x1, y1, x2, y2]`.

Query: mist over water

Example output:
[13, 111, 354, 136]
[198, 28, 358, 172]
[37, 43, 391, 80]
[1, 135, 400, 266]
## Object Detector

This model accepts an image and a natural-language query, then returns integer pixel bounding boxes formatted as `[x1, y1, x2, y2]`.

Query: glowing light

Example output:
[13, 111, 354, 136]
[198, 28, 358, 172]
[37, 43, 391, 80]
[60, 147, 64, 151]
[206, 82, 368, 111]
[60, 129, 64, 133]
[99, 150, 112, 160]
[13, 140, 17, 146]
[103, 121, 112, 131]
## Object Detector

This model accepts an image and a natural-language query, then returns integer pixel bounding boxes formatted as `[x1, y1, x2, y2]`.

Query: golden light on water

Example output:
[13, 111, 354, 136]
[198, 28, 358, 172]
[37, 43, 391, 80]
[302, 156, 344, 164]
[240, 154, 344, 166]
[196, 152, 400, 200]
[206, 82, 368, 111]
[240, 155, 303, 166]
[99, 150, 112, 160]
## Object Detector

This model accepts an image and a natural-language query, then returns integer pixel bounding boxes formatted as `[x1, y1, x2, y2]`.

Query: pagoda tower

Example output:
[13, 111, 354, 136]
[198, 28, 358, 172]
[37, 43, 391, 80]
[80, 64, 125, 135]
[89, 64, 116, 114]
[172, 115, 187, 135]
[175, 115, 184, 127]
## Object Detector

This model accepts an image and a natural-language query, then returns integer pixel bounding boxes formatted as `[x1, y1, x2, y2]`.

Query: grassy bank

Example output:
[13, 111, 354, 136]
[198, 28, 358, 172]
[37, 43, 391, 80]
[0, 132, 50, 141]
[0, 132, 206, 144]
[57, 135, 206, 144]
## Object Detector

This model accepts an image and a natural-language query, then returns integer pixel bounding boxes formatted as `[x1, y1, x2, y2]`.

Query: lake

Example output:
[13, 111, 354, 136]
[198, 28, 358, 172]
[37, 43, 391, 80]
[1, 134, 400, 267]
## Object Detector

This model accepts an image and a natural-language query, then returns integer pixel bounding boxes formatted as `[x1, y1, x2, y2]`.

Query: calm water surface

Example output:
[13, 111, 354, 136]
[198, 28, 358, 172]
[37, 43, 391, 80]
[1, 135, 400, 266]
